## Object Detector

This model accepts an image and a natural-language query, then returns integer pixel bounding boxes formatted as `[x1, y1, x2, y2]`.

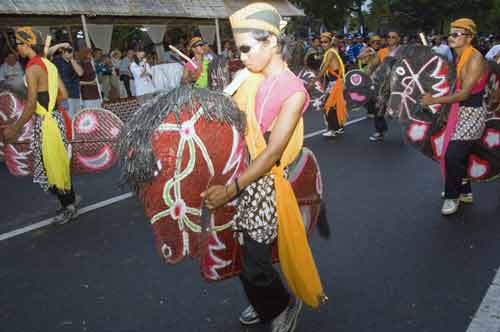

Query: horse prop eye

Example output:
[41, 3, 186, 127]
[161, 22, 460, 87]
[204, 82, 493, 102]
[395, 66, 406, 76]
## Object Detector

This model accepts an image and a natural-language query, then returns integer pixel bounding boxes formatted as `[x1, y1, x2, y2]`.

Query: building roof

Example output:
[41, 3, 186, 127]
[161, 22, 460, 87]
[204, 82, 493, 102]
[0, 0, 304, 18]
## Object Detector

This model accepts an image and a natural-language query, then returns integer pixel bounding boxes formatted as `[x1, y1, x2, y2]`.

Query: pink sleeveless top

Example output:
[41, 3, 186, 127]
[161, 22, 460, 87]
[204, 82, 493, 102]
[254, 69, 310, 133]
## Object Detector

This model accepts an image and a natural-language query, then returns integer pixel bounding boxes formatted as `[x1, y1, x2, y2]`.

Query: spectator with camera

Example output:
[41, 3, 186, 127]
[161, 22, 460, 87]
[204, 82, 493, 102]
[50, 42, 83, 118]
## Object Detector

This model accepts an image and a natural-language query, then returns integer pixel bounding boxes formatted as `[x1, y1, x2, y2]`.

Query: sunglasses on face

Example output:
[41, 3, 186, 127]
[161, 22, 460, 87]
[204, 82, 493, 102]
[448, 32, 470, 39]
[239, 45, 252, 54]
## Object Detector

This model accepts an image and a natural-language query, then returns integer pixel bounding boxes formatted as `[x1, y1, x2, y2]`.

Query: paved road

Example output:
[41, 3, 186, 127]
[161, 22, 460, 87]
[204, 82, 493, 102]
[1, 109, 500, 332]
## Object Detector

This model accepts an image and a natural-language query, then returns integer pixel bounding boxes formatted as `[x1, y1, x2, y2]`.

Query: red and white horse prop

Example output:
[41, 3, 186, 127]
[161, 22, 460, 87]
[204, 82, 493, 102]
[119, 86, 326, 281]
[0, 84, 123, 176]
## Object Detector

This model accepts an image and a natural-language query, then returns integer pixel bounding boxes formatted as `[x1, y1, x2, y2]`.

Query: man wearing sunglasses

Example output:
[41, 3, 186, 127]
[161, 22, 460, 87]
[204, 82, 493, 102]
[367, 29, 400, 142]
[181, 37, 209, 88]
[50, 42, 84, 119]
[310, 32, 348, 138]
[421, 18, 488, 216]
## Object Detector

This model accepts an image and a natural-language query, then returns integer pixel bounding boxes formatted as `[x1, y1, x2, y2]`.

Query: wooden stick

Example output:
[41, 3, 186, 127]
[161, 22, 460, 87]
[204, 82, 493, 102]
[43, 35, 52, 58]
[224, 68, 250, 96]
[419, 32, 429, 47]
[168, 45, 198, 69]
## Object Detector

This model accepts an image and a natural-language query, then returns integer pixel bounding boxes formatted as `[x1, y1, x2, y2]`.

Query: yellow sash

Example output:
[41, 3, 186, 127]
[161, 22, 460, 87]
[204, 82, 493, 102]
[233, 74, 326, 308]
[36, 58, 71, 191]
[322, 48, 348, 125]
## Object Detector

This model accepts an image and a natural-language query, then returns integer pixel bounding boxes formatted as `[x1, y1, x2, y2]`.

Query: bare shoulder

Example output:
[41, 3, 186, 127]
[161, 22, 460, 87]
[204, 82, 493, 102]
[283, 90, 306, 112]
[462, 52, 486, 74]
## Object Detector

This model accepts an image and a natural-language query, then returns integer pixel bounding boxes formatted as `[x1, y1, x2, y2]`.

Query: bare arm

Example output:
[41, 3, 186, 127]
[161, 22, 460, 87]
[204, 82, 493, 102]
[422, 52, 486, 105]
[57, 77, 68, 103]
[316, 51, 335, 80]
[202, 91, 306, 209]
[71, 59, 84, 77]
[357, 46, 375, 60]
[181, 67, 192, 85]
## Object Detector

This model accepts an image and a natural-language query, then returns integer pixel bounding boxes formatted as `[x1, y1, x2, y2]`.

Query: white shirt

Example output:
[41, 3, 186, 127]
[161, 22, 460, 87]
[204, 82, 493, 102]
[0, 62, 24, 83]
[130, 60, 155, 96]
[432, 44, 454, 63]
[485, 44, 500, 61]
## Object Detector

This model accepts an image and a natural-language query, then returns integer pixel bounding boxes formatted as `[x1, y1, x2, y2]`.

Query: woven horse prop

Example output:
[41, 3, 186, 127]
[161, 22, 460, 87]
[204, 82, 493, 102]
[119, 86, 325, 281]
[344, 45, 500, 181]
[0, 83, 124, 176]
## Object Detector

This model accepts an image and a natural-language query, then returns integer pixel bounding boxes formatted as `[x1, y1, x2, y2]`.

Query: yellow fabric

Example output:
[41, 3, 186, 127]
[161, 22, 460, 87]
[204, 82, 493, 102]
[377, 48, 390, 63]
[233, 73, 326, 308]
[451, 18, 477, 35]
[320, 48, 345, 77]
[322, 48, 348, 126]
[229, 2, 285, 36]
[36, 58, 71, 191]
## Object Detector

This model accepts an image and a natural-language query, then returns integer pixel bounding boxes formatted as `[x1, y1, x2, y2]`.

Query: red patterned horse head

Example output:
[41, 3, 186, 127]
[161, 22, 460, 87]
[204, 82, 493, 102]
[120, 87, 324, 281]
[0, 82, 123, 176]
[0, 87, 33, 176]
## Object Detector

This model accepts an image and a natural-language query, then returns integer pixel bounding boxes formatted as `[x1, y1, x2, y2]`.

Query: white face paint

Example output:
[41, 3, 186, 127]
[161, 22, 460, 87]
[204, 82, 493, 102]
[233, 32, 273, 73]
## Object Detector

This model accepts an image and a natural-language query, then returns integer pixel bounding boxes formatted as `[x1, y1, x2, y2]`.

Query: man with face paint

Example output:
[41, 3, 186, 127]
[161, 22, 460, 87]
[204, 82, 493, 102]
[201, 3, 326, 331]
[421, 19, 488, 216]
[3, 27, 79, 224]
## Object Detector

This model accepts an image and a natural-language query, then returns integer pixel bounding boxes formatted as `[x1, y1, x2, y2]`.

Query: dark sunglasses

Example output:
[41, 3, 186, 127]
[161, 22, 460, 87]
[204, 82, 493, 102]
[64, 47, 73, 53]
[239, 45, 252, 54]
[448, 32, 470, 39]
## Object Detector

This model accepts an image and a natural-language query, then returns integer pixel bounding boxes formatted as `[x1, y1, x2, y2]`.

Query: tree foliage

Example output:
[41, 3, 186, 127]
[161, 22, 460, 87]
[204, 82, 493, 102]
[293, 0, 500, 34]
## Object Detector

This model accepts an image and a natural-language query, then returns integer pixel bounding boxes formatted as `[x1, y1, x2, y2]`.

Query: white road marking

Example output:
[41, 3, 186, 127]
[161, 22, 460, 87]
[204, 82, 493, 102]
[1, 116, 369, 241]
[466, 268, 500, 332]
[0, 192, 134, 241]
[304, 116, 367, 139]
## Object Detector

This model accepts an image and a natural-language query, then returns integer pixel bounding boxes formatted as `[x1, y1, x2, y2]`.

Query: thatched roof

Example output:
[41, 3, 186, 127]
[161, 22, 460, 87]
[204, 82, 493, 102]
[0, 0, 304, 19]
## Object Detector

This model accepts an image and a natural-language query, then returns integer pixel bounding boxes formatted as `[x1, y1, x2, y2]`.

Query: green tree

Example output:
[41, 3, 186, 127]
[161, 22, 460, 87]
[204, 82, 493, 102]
[293, 0, 370, 31]
[367, 0, 497, 34]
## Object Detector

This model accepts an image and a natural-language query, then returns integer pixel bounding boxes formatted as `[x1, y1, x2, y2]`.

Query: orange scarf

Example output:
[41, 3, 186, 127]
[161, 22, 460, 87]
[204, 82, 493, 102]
[322, 48, 348, 126]
[233, 73, 326, 308]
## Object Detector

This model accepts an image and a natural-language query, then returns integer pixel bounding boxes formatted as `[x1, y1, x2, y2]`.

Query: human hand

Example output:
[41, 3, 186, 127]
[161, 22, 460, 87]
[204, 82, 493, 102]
[307, 79, 317, 89]
[420, 93, 435, 106]
[200, 184, 235, 210]
[2, 125, 19, 144]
